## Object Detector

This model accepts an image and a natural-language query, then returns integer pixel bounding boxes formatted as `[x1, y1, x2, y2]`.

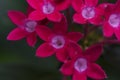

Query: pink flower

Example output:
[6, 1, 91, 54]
[36, 15, 83, 62]
[102, 1, 120, 40]
[7, 10, 39, 47]
[27, 0, 71, 22]
[60, 44, 107, 80]
[72, 0, 104, 25]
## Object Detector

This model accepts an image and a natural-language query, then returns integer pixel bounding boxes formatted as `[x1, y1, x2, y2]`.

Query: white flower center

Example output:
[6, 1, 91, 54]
[43, 1, 55, 14]
[81, 6, 95, 19]
[108, 14, 120, 28]
[51, 35, 65, 49]
[74, 58, 87, 72]
[24, 20, 37, 32]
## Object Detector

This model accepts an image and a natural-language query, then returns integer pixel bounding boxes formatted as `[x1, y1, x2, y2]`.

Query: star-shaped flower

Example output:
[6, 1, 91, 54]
[36, 15, 83, 62]
[72, 0, 104, 25]
[60, 44, 107, 80]
[7, 10, 39, 47]
[27, 0, 71, 22]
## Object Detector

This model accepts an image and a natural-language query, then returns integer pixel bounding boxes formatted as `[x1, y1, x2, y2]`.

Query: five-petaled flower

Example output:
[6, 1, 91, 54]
[102, 0, 120, 40]
[7, 10, 39, 47]
[60, 44, 107, 80]
[72, 0, 104, 25]
[36, 15, 83, 62]
[27, 0, 71, 22]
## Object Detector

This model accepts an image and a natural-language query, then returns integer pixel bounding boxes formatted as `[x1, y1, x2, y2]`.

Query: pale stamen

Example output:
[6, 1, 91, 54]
[43, 1, 55, 14]
[51, 35, 65, 49]
[74, 58, 87, 72]
[23, 20, 37, 32]
[82, 6, 95, 19]
[108, 14, 120, 28]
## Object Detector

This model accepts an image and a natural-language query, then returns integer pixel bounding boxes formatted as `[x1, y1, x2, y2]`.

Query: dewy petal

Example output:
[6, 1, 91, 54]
[73, 70, 87, 80]
[27, 0, 41, 9]
[8, 11, 26, 25]
[72, 0, 84, 12]
[87, 63, 107, 79]
[36, 43, 55, 57]
[36, 25, 53, 41]
[7, 28, 28, 40]
[73, 13, 87, 24]
[26, 32, 37, 47]
[84, 44, 103, 62]
[60, 61, 74, 76]
[56, 49, 68, 62]
[55, 0, 71, 11]
[47, 11, 62, 22]
[67, 32, 83, 42]
[53, 15, 68, 34]
[114, 28, 120, 40]
[103, 22, 114, 37]
[85, 0, 98, 6]
[28, 11, 46, 21]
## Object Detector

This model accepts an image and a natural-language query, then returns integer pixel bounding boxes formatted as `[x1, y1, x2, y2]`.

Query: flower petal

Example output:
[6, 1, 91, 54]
[73, 70, 87, 80]
[72, 0, 84, 12]
[114, 28, 120, 40]
[28, 11, 46, 21]
[87, 63, 107, 79]
[60, 61, 74, 76]
[26, 32, 37, 47]
[27, 0, 41, 9]
[8, 11, 26, 25]
[89, 15, 103, 25]
[56, 49, 68, 62]
[67, 32, 83, 42]
[7, 28, 28, 40]
[67, 41, 83, 58]
[26, 6, 35, 15]
[53, 15, 68, 34]
[85, 0, 98, 6]
[115, 0, 120, 12]
[73, 13, 87, 24]
[54, 0, 71, 11]
[84, 44, 103, 62]
[36, 43, 55, 57]
[89, 8, 104, 25]
[47, 11, 62, 22]
[103, 22, 114, 37]
[36, 25, 54, 41]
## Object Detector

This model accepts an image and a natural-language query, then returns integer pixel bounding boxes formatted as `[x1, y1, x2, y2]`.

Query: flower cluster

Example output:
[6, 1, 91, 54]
[7, 0, 120, 80]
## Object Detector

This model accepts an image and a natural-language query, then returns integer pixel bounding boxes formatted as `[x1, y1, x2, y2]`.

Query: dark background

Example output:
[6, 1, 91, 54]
[0, 0, 120, 80]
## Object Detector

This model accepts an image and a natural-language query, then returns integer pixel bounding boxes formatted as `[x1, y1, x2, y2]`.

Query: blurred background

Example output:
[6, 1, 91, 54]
[0, 0, 120, 80]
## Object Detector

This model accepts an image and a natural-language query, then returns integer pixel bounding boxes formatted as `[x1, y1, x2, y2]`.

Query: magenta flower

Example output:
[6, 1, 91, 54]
[102, 1, 120, 40]
[27, 0, 71, 22]
[60, 44, 107, 80]
[36, 15, 83, 62]
[72, 0, 104, 25]
[7, 10, 39, 47]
